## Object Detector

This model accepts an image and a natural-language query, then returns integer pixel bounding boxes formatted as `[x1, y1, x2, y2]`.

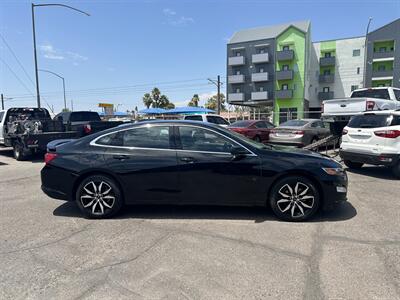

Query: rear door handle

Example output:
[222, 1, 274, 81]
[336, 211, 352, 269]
[113, 154, 129, 160]
[180, 157, 195, 163]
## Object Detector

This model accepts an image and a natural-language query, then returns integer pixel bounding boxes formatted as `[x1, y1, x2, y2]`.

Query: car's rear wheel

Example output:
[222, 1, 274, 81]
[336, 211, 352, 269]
[343, 160, 363, 169]
[13, 143, 27, 161]
[269, 176, 320, 221]
[76, 175, 123, 218]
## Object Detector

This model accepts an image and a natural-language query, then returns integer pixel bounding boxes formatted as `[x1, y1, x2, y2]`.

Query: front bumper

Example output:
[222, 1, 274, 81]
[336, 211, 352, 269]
[320, 172, 348, 211]
[340, 150, 399, 167]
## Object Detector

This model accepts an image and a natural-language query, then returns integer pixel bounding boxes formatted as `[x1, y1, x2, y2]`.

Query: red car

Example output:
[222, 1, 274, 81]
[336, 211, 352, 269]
[228, 120, 275, 143]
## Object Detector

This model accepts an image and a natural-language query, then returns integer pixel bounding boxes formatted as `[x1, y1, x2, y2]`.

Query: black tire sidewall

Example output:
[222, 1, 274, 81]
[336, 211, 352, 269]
[270, 176, 320, 222]
[76, 175, 123, 219]
[392, 162, 400, 179]
[344, 160, 363, 169]
[13, 143, 24, 161]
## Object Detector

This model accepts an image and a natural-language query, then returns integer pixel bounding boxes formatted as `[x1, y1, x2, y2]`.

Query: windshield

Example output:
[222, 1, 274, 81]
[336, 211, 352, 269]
[279, 120, 308, 127]
[347, 114, 393, 128]
[70, 112, 101, 122]
[351, 89, 391, 100]
[229, 121, 252, 128]
[219, 126, 272, 150]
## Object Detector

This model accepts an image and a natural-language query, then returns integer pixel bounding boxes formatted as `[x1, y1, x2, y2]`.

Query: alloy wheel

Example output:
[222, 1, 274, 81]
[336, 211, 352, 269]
[276, 182, 315, 218]
[80, 181, 115, 215]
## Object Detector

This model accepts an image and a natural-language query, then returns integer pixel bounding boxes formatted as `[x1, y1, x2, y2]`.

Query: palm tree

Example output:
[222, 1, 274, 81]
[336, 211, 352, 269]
[142, 93, 152, 109]
[151, 88, 162, 108]
[188, 94, 200, 107]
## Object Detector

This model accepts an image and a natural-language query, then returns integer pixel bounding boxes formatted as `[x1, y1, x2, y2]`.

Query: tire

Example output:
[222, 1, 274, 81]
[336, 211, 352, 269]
[76, 175, 123, 219]
[343, 160, 363, 169]
[391, 162, 400, 179]
[269, 176, 320, 222]
[254, 136, 262, 143]
[13, 143, 26, 161]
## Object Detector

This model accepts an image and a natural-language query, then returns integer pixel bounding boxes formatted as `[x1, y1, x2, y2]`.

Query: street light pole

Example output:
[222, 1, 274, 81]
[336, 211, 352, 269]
[31, 3, 90, 109]
[363, 17, 373, 88]
[39, 69, 66, 110]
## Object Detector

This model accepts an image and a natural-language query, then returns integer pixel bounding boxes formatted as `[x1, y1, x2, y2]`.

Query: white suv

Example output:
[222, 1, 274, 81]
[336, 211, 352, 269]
[183, 114, 230, 127]
[340, 110, 400, 178]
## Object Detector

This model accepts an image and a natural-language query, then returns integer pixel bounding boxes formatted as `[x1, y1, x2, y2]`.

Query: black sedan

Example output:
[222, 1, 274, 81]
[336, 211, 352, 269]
[41, 121, 348, 221]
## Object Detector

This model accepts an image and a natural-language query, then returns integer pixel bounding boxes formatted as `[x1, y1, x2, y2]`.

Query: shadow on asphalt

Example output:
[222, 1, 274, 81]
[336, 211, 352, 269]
[0, 148, 44, 163]
[53, 201, 357, 223]
[346, 166, 398, 180]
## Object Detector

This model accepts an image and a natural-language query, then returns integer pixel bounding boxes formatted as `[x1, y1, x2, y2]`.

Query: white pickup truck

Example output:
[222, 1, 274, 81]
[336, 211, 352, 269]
[322, 87, 400, 134]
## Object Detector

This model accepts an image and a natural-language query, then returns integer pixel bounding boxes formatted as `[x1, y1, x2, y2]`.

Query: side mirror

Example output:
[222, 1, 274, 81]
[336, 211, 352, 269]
[230, 146, 249, 160]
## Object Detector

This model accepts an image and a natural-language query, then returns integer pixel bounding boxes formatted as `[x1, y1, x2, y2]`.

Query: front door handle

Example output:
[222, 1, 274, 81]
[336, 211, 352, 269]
[113, 154, 129, 160]
[180, 157, 195, 163]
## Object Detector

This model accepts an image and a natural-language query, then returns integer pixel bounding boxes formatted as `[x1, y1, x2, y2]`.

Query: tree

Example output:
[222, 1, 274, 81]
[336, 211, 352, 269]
[205, 93, 226, 111]
[142, 93, 152, 109]
[188, 94, 200, 107]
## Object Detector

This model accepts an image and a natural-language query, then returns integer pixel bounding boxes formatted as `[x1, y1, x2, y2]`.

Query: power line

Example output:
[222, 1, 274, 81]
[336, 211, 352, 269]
[0, 57, 36, 97]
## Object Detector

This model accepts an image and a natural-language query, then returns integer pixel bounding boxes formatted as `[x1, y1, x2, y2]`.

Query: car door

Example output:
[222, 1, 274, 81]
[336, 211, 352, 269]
[254, 121, 272, 141]
[175, 125, 263, 206]
[99, 125, 180, 203]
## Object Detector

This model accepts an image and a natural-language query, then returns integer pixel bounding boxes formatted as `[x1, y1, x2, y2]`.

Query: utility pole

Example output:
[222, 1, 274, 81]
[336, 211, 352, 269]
[71, 99, 74, 111]
[31, 3, 90, 109]
[1, 94, 4, 110]
[207, 76, 223, 114]
[363, 17, 373, 88]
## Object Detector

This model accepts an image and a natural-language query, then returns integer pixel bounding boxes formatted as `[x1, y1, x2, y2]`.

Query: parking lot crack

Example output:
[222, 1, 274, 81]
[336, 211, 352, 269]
[324, 235, 400, 246]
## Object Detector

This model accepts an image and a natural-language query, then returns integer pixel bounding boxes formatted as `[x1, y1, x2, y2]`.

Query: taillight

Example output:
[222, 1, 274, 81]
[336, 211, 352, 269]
[83, 124, 92, 134]
[293, 130, 304, 135]
[366, 100, 375, 111]
[44, 152, 58, 164]
[342, 128, 348, 135]
[374, 130, 400, 138]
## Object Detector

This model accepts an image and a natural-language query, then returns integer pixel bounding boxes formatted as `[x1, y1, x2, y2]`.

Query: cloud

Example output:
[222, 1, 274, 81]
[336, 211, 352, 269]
[39, 43, 88, 64]
[163, 8, 194, 26]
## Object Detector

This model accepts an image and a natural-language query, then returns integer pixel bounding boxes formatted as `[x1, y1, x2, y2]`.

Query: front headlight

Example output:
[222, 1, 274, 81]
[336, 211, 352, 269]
[322, 167, 344, 176]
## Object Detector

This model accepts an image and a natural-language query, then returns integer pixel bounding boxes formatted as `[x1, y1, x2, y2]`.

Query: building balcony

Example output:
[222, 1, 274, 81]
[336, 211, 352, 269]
[275, 89, 293, 99]
[276, 50, 294, 61]
[319, 56, 335, 66]
[228, 74, 245, 84]
[252, 53, 269, 64]
[319, 74, 335, 83]
[318, 91, 334, 101]
[228, 56, 245, 66]
[373, 51, 395, 60]
[251, 91, 268, 101]
[372, 70, 394, 78]
[251, 72, 269, 82]
[276, 70, 293, 81]
[228, 93, 244, 102]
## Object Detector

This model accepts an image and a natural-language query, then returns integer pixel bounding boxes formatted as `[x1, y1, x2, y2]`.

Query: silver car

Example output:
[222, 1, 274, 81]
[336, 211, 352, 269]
[269, 119, 330, 147]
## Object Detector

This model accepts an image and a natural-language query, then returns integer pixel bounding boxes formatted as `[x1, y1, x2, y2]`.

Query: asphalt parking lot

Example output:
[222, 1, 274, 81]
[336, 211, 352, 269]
[0, 147, 399, 300]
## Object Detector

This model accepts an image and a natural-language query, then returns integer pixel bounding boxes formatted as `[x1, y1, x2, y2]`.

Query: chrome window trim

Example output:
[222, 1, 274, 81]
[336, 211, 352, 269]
[90, 123, 257, 157]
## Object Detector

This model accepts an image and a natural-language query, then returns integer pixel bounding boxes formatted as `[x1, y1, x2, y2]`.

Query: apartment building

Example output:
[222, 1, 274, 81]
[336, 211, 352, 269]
[227, 18, 400, 124]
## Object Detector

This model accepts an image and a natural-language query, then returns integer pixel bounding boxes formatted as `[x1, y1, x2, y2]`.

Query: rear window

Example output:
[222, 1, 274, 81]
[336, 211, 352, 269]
[70, 112, 101, 122]
[351, 89, 391, 100]
[280, 120, 308, 127]
[229, 121, 252, 128]
[347, 114, 400, 128]
[184, 115, 203, 121]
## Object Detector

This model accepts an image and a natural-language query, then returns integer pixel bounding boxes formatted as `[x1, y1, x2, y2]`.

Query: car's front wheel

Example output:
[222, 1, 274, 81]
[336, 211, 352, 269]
[343, 160, 363, 169]
[269, 176, 320, 221]
[76, 175, 123, 218]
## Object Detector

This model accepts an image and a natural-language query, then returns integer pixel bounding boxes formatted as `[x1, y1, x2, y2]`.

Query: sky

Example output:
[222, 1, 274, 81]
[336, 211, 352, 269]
[1, 0, 399, 113]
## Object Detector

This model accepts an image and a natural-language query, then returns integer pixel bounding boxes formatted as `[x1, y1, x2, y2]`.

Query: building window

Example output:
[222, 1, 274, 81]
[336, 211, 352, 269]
[323, 87, 330, 93]
[324, 52, 331, 58]
[236, 51, 241, 56]
[282, 84, 288, 90]
[323, 69, 331, 75]
[259, 67, 264, 73]
[353, 49, 361, 56]
[357, 67, 360, 74]
[378, 65, 386, 71]
[282, 45, 290, 51]
[379, 47, 386, 53]
[351, 85, 359, 92]
[236, 88, 241, 93]
[293, 84, 297, 90]
[236, 70, 241, 75]
[259, 86, 264, 92]
[282, 65, 289, 71]
[260, 49, 265, 54]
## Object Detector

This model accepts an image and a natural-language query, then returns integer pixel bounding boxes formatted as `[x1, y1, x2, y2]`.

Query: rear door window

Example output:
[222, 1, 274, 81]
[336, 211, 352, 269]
[393, 89, 400, 101]
[185, 115, 203, 121]
[123, 126, 171, 149]
[206, 116, 229, 125]
[347, 114, 393, 128]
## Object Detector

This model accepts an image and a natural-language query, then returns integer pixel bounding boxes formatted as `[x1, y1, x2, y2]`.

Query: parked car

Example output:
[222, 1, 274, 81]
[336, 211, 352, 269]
[53, 111, 123, 136]
[322, 87, 400, 134]
[269, 119, 330, 147]
[340, 110, 400, 178]
[183, 114, 230, 127]
[41, 120, 348, 221]
[228, 120, 275, 142]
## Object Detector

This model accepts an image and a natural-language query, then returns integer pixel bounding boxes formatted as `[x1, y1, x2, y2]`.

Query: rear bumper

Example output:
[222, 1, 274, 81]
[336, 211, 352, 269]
[340, 150, 399, 167]
[41, 165, 76, 201]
